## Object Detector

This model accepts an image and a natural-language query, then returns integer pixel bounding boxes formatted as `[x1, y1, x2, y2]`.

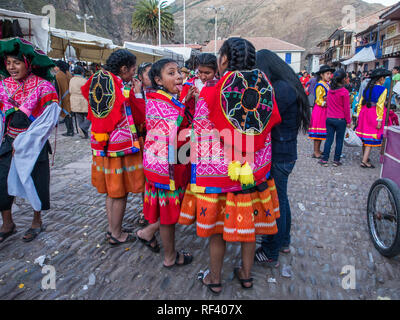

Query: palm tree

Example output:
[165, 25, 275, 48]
[132, 0, 175, 44]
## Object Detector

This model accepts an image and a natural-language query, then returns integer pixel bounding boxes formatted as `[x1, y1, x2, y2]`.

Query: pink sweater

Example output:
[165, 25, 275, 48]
[326, 87, 351, 124]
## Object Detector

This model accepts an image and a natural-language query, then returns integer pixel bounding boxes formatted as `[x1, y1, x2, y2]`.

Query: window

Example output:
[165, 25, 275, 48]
[285, 53, 292, 64]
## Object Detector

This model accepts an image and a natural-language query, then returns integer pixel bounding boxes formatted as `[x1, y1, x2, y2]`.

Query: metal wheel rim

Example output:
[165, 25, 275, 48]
[368, 184, 398, 251]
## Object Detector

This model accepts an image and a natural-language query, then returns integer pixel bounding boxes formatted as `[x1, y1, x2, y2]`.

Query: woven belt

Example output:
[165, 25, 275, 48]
[6, 125, 28, 139]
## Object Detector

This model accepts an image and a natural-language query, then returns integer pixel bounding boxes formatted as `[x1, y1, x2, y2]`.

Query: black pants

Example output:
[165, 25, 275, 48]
[0, 145, 51, 211]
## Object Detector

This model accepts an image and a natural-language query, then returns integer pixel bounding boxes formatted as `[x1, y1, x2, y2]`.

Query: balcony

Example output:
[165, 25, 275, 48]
[341, 45, 352, 59]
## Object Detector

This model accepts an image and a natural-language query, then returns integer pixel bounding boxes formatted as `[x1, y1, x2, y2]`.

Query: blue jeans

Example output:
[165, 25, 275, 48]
[261, 161, 296, 261]
[322, 118, 347, 162]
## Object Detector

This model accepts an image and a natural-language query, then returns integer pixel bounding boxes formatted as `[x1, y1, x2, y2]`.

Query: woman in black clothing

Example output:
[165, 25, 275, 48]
[254, 49, 310, 267]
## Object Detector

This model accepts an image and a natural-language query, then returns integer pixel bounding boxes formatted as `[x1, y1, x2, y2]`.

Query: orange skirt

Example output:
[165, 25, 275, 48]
[92, 152, 145, 198]
[178, 179, 280, 243]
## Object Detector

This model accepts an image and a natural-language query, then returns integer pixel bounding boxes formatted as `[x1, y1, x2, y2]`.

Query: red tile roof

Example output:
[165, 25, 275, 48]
[202, 36, 305, 53]
[162, 44, 203, 50]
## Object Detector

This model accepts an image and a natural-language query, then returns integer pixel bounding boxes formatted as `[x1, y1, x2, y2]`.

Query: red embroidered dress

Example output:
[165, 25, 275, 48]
[143, 90, 190, 225]
[82, 70, 143, 157]
[179, 70, 283, 242]
[82, 70, 146, 198]
[0, 74, 58, 124]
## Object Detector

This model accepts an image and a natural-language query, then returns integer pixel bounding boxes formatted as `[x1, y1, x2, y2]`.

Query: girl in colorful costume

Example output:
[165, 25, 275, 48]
[135, 62, 153, 227]
[308, 64, 335, 158]
[180, 53, 218, 126]
[178, 38, 282, 294]
[356, 68, 391, 169]
[81, 49, 145, 245]
[141, 59, 194, 267]
[0, 38, 60, 243]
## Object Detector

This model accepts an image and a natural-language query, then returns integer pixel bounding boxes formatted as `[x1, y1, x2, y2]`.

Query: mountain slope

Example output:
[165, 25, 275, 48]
[0, 0, 384, 50]
[171, 0, 384, 50]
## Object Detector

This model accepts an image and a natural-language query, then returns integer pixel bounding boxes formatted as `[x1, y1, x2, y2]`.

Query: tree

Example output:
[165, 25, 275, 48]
[132, 0, 175, 44]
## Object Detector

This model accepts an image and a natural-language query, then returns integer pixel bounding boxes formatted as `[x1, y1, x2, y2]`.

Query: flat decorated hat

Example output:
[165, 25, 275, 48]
[0, 37, 55, 81]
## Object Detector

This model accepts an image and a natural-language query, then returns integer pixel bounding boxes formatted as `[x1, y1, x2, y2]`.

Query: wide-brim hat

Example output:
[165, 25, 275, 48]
[369, 68, 392, 79]
[317, 64, 335, 75]
[0, 37, 55, 81]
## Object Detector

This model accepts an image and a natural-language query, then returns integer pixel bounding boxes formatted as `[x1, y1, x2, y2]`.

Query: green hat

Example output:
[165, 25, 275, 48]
[0, 37, 55, 81]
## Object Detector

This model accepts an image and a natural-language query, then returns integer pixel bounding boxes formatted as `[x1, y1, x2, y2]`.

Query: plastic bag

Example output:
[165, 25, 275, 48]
[344, 128, 363, 147]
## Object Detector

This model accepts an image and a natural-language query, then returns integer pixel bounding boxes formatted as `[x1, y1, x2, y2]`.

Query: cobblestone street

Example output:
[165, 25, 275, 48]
[0, 129, 399, 301]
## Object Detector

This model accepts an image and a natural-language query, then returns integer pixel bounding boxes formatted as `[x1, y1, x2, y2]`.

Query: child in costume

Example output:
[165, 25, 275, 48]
[319, 69, 351, 167]
[0, 38, 60, 243]
[308, 65, 335, 158]
[135, 62, 153, 227]
[140, 59, 193, 267]
[178, 38, 282, 295]
[180, 53, 218, 126]
[81, 49, 145, 245]
[356, 68, 391, 169]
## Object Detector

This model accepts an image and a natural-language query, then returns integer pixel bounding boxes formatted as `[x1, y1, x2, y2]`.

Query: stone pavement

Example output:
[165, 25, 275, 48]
[0, 129, 399, 301]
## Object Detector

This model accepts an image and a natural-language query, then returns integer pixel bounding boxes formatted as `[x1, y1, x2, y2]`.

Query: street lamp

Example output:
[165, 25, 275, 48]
[76, 14, 94, 33]
[207, 5, 225, 56]
[183, 0, 186, 48]
[158, 1, 162, 47]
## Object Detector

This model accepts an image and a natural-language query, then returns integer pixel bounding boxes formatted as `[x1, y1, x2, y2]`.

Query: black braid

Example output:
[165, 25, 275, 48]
[219, 37, 256, 71]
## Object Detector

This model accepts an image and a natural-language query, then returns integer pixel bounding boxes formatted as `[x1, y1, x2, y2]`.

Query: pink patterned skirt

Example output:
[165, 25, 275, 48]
[356, 106, 385, 147]
[308, 104, 327, 140]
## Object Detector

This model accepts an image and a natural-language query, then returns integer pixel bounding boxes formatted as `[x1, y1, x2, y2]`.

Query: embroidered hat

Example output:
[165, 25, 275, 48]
[0, 37, 55, 81]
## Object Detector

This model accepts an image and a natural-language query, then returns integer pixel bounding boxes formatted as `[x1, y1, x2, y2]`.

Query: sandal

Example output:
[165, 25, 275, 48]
[163, 250, 193, 269]
[280, 247, 291, 254]
[137, 233, 160, 253]
[23, 225, 46, 243]
[234, 267, 253, 289]
[109, 233, 137, 246]
[361, 162, 375, 169]
[312, 154, 322, 159]
[105, 227, 134, 240]
[0, 224, 17, 243]
[198, 269, 222, 296]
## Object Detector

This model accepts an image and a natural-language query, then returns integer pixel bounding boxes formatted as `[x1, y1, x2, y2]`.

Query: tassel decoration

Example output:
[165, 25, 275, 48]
[228, 161, 242, 181]
[92, 132, 109, 142]
[239, 162, 255, 186]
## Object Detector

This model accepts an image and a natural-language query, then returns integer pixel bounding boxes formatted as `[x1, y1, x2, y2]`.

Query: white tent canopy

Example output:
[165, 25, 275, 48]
[342, 46, 376, 66]
[0, 8, 49, 52]
[164, 47, 192, 61]
[47, 28, 162, 65]
[124, 42, 185, 65]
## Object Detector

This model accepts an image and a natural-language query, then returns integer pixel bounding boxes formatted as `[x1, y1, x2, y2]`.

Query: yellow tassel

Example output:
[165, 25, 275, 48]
[239, 162, 255, 186]
[92, 132, 109, 142]
[228, 161, 241, 181]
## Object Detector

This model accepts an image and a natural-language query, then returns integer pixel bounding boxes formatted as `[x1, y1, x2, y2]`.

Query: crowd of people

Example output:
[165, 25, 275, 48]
[298, 65, 399, 168]
[0, 36, 397, 296]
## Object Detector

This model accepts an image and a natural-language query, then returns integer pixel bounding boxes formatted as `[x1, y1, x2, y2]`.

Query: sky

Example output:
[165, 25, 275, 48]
[166, 0, 398, 5]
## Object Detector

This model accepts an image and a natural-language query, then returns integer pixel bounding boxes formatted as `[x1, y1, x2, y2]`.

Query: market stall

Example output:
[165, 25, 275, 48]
[0, 8, 49, 52]
[48, 28, 163, 65]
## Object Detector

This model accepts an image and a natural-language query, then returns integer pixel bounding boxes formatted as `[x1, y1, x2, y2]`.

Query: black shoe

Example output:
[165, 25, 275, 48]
[62, 132, 74, 137]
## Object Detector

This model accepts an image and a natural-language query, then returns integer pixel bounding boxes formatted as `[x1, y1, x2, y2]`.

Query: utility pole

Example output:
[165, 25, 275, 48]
[207, 6, 225, 56]
[183, 0, 186, 47]
[158, 1, 162, 47]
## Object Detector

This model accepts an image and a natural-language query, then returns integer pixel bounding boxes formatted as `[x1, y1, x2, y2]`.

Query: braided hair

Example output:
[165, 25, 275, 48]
[197, 53, 217, 72]
[104, 49, 136, 77]
[364, 77, 380, 108]
[219, 37, 256, 72]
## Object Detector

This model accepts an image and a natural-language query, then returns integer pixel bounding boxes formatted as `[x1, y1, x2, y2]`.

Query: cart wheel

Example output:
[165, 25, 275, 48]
[367, 179, 400, 258]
